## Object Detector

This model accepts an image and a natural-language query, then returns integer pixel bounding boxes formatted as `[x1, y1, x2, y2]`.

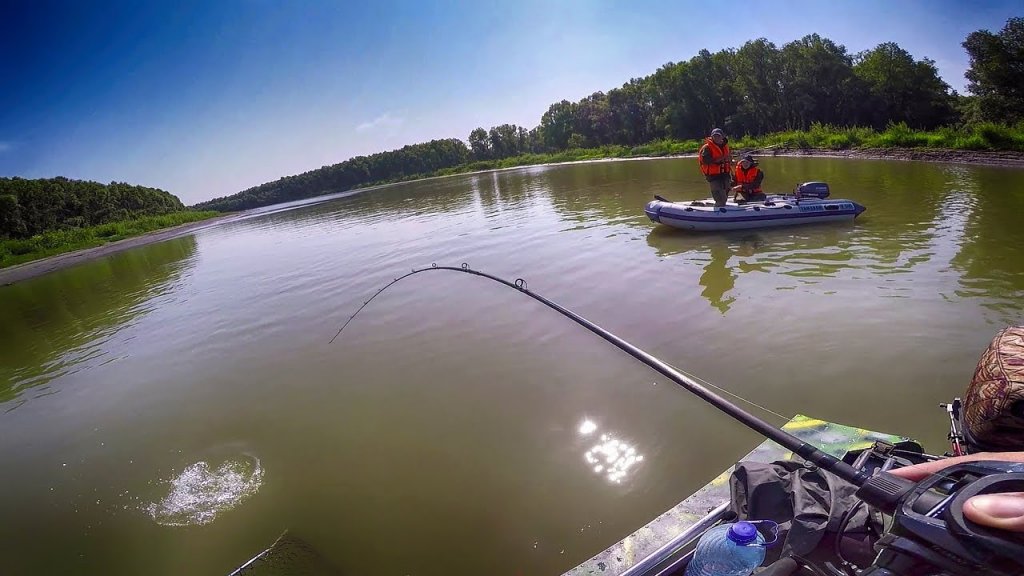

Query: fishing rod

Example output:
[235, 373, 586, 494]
[333, 263, 861, 482]
[332, 264, 1024, 576]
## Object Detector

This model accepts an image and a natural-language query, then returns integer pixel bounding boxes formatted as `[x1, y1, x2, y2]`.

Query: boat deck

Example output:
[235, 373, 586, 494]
[563, 415, 907, 576]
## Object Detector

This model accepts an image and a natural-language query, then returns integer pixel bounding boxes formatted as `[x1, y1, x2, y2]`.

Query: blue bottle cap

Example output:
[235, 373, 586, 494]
[726, 521, 758, 545]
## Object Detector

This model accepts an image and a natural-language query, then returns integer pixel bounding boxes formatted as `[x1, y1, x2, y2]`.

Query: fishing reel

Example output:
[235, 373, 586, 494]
[854, 461, 1024, 576]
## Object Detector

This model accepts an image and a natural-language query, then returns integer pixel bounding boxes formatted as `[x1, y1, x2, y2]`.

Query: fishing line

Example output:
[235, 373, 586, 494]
[663, 360, 792, 422]
[331, 263, 793, 424]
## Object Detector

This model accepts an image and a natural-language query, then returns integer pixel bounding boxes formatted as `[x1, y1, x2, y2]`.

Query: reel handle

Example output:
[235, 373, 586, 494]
[946, 472, 1024, 564]
[858, 462, 1024, 576]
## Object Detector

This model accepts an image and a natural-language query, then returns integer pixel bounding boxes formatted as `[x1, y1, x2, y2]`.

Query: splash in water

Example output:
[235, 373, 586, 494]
[146, 455, 263, 526]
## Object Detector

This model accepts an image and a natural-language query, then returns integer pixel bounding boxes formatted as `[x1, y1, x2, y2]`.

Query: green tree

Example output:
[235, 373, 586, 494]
[527, 127, 546, 153]
[607, 78, 655, 145]
[649, 50, 738, 139]
[0, 178, 186, 239]
[778, 34, 864, 129]
[488, 124, 526, 159]
[468, 127, 490, 160]
[567, 133, 588, 149]
[730, 39, 784, 134]
[962, 17, 1024, 123]
[540, 100, 576, 149]
[0, 194, 25, 238]
[573, 92, 614, 145]
[854, 42, 956, 128]
[685, 49, 739, 134]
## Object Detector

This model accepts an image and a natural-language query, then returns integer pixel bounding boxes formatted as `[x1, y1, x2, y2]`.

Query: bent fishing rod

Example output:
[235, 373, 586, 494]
[333, 263, 862, 483]
[333, 264, 1024, 576]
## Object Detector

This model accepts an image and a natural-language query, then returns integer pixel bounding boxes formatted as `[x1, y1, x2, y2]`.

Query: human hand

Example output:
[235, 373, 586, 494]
[891, 452, 1024, 532]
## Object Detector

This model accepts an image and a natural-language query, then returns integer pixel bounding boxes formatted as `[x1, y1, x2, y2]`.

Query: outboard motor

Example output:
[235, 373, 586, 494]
[794, 181, 830, 199]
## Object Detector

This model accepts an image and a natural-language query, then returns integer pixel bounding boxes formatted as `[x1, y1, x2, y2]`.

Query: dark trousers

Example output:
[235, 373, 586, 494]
[708, 177, 729, 207]
[737, 191, 767, 203]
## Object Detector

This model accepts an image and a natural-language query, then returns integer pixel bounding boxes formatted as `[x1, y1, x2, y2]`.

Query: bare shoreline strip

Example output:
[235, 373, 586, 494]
[760, 146, 1024, 168]
[3, 148, 1022, 286]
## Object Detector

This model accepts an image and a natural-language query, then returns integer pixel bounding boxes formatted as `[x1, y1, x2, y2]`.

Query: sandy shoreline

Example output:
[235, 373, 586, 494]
[0, 214, 240, 286]
[4, 147, 1021, 286]
[479, 146, 1024, 170]
[761, 146, 1024, 168]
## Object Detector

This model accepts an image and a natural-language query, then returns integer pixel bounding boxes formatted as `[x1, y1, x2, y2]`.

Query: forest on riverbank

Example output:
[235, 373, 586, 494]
[194, 18, 1024, 212]
[0, 176, 196, 239]
[0, 177, 216, 268]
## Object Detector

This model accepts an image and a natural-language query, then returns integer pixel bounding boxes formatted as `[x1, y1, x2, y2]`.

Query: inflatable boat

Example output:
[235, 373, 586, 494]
[644, 182, 866, 232]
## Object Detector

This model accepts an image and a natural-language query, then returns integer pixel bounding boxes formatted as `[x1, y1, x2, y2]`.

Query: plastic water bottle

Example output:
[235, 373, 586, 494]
[684, 521, 766, 576]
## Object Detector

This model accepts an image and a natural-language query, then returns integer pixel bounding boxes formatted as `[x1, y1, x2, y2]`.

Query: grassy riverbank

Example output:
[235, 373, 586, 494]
[736, 121, 1024, 151]
[0, 211, 220, 269]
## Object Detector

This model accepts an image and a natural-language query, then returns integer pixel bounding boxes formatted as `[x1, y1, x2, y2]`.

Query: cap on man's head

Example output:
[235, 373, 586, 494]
[711, 128, 725, 137]
[741, 154, 755, 163]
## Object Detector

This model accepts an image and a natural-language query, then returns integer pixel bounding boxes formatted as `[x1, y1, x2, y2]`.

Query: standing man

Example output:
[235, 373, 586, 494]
[698, 128, 731, 207]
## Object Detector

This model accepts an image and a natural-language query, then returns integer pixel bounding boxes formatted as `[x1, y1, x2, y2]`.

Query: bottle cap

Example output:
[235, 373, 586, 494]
[726, 521, 758, 545]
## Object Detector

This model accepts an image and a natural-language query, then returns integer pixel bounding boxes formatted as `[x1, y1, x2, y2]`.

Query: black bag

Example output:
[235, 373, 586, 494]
[729, 460, 884, 569]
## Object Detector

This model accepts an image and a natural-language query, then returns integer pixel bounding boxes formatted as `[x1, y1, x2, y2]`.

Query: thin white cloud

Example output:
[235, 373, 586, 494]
[0, 142, 13, 153]
[355, 113, 403, 133]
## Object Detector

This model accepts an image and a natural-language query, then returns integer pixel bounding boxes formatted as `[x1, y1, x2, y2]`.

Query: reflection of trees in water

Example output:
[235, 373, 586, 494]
[475, 169, 546, 214]
[945, 165, 1024, 319]
[251, 175, 486, 230]
[257, 159, 687, 233]
[648, 225, 855, 313]
[545, 161, 691, 226]
[725, 158, 951, 271]
[0, 236, 199, 411]
[830, 160, 946, 270]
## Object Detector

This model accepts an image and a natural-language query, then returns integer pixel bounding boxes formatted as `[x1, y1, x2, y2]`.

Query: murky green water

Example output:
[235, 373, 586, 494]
[1, 157, 1022, 576]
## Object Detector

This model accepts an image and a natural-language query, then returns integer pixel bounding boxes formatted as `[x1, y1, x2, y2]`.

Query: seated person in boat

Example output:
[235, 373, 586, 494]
[731, 154, 766, 203]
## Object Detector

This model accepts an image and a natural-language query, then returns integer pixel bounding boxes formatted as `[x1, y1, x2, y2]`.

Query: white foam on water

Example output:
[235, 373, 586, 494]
[146, 456, 263, 526]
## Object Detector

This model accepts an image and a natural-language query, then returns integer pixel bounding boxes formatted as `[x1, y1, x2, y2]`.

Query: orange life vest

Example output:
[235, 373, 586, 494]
[733, 164, 762, 193]
[698, 138, 731, 177]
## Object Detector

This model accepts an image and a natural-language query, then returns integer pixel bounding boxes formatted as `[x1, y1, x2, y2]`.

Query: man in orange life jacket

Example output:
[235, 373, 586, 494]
[698, 128, 731, 207]
[731, 153, 766, 203]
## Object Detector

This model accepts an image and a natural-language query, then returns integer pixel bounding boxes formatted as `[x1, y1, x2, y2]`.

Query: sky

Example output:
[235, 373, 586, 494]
[1, 0, 1020, 205]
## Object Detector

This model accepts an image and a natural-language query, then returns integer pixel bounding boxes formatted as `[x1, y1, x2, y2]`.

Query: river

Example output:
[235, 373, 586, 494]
[1, 157, 1022, 575]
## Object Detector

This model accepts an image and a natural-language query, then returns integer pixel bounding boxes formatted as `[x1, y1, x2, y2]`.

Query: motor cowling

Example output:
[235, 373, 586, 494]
[795, 182, 830, 199]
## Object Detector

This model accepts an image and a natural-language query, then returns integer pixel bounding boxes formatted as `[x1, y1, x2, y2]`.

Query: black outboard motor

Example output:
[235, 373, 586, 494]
[795, 182, 830, 199]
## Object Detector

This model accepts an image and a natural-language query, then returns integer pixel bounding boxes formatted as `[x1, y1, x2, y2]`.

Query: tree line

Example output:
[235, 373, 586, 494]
[0, 177, 186, 239]
[471, 20, 1022, 160]
[192, 18, 1021, 212]
[194, 138, 469, 212]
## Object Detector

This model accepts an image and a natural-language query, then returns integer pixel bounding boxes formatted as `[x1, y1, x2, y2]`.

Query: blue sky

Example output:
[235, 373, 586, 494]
[1, 0, 1019, 204]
